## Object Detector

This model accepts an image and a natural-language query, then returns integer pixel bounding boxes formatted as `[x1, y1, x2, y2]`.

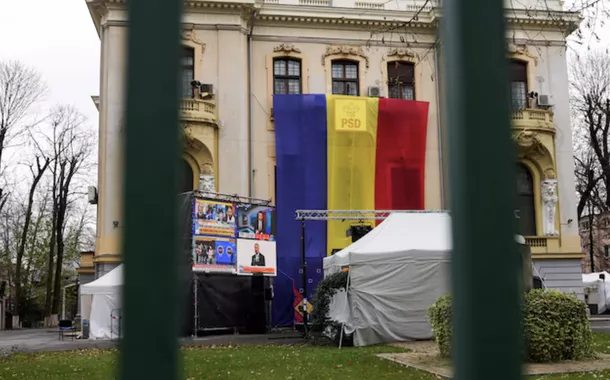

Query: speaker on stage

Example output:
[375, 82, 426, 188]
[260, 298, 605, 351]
[245, 275, 267, 334]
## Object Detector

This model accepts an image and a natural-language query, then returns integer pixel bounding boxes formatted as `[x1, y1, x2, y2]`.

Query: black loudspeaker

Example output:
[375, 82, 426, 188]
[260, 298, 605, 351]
[533, 276, 543, 289]
[351, 225, 372, 242]
[0, 281, 5, 298]
[246, 275, 267, 334]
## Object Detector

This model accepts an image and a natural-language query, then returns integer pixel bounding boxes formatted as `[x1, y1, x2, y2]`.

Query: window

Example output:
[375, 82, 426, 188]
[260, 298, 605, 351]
[181, 47, 195, 98]
[510, 60, 528, 109]
[388, 61, 415, 100]
[331, 60, 359, 96]
[605, 245, 610, 258]
[515, 163, 536, 236]
[180, 159, 194, 193]
[273, 58, 301, 94]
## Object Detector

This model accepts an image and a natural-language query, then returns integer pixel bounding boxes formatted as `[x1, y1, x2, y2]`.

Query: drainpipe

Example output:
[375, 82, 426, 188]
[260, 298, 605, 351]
[433, 42, 445, 208]
[247, 12, 256, 197]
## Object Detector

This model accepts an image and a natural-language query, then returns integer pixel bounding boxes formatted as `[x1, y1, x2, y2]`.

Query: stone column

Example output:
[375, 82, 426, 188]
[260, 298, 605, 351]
[541, 179, 558, 236]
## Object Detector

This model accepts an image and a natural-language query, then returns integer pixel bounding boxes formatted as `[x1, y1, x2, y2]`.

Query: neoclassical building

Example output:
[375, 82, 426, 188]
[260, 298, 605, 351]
[83, 0, 584, 296]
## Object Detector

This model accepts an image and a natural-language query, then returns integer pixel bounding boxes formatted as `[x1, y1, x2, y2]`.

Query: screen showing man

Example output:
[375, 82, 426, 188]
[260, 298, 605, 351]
[236, 204, 276, 241]
[236, 239, 277, 276]
[226, 205, 236, 223]
[251, 243, 265, 266]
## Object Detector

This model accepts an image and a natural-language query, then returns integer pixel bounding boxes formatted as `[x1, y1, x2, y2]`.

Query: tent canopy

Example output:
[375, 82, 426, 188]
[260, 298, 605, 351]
[323, 212, 452, 275]
[81, 264, 123, 295]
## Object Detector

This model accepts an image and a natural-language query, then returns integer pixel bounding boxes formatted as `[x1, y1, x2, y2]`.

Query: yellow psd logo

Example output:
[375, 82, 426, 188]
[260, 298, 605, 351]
[334, 99, 367, 132]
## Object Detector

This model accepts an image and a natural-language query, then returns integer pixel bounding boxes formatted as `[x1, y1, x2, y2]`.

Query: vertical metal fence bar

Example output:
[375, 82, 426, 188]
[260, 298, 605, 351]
[442, 0, 522, 379]
[120, 0, 184, 379]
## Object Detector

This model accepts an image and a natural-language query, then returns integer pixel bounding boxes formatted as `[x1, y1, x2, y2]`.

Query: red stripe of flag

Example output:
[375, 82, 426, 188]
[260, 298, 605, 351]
[375, 98, 429, 216]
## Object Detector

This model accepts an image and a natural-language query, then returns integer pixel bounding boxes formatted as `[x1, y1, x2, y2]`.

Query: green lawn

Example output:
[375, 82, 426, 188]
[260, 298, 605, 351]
[1, 334, 609, 380]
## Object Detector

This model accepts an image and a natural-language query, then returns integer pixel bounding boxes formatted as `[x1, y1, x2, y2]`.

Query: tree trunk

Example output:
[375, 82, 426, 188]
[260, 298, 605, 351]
[14, 158, 49, 317]
[44, 198, 58, 317]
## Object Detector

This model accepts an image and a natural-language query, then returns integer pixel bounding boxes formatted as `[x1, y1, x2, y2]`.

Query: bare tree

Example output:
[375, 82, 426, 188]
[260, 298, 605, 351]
[571, 50, 610, 215]
[0, 61, 47, 213]
[13, 153, 50, 317]
[39, 106, 92, 316]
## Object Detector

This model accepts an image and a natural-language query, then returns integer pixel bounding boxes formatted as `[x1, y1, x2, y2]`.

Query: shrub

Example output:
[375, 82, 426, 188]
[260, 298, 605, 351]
[310, 271, 350, 345]
[426, 294, 453, 358]
[427, 290, 594, 363]
[523, 289, 594, 362]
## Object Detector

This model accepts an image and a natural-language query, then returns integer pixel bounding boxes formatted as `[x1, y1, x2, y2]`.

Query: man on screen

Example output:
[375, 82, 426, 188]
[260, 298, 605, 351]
[255, 211, 265, 234]
[251, 243, 266, 266]
[226, 206, 236, 223]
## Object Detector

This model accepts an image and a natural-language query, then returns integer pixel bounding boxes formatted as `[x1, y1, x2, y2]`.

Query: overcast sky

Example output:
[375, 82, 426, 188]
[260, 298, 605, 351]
[0, 0, 100, 130]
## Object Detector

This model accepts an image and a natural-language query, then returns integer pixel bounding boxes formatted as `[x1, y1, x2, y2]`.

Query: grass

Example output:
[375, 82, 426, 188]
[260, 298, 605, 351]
[0, 334, 609, 379]
[0, 344, 433, 380]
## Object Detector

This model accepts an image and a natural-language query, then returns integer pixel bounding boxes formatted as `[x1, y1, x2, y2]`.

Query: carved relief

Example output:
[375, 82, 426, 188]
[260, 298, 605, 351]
[322, 45, 369, 68]
[386, 48, 416, 59]
[181, 29, 206, 51]
[273, 43, 301, 54]
[513, 130, 545, 157]
[200, 162, 214, 175]
[543, 168, 556, 180]
[199, 175, 215, 192]
[507, 43, 537, 64]
[541, 179, 558, 236]
[181, 125, 198, 150]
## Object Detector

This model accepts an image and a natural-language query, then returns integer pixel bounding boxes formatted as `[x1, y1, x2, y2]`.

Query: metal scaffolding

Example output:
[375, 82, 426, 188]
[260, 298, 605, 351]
[295, 209, 448, 221]
[189, 190, 272, 206]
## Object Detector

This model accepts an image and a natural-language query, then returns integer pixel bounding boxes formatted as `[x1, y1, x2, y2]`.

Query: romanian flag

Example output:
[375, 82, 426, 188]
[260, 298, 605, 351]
[271, 94, 429, 326]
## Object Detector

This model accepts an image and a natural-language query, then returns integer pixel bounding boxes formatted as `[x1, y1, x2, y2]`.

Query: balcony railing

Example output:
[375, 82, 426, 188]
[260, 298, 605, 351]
[179, 98, 217, 124]
[524, 236, 560, 255]
[510, 108, 554, 131]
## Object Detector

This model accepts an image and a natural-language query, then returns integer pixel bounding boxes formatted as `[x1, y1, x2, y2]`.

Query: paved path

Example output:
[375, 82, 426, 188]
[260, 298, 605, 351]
[0, 328, 305, 354]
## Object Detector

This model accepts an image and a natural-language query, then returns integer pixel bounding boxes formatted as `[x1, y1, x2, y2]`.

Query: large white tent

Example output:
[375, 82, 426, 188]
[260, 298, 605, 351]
[324, 212, 453, 346]
[80, 264, 123, 339]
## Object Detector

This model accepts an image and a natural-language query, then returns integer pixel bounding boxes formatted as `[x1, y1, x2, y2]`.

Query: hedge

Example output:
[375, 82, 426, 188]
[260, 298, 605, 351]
[427, 290, 594, 363]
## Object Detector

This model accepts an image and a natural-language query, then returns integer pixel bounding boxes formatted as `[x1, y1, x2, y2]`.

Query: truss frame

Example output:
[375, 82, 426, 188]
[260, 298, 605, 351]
[295, 209, 449, 221]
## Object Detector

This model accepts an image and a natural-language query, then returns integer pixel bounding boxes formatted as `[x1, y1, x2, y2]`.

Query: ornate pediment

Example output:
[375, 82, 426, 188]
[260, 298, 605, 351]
[181, 29, 206, 51]
[386, 48, 416, 59]
[273, 43, 301, 54]
[322, 45, 369, 68]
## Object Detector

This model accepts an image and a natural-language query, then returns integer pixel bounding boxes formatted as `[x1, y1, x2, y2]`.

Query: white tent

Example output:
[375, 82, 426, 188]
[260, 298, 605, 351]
[582, 271, 610, 314]
[80, 264, 123, 339]
[325, 212, 453, 347]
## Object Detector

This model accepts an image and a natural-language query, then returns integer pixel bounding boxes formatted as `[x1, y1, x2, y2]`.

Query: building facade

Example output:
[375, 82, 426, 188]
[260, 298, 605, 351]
[84, 0, 584, 296]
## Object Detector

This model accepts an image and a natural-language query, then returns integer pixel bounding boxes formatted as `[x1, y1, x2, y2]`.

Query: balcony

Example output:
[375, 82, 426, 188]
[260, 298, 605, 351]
[179, 98, 217, 125]
[510, 108, 554, 133]
[524, 236, 560, 255]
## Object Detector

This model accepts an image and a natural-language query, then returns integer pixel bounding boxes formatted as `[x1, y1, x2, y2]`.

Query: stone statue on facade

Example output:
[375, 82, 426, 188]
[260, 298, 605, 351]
[199, 175, 215, 192]
[541, 179, 558, 236]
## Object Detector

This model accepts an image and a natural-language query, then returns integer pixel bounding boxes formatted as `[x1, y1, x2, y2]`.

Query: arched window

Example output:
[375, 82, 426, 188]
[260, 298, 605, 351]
[180, 159, 194, 193]
[331, 60, 359, 96]
[387, 61, 415, 100]
[516, 163, 536, 236]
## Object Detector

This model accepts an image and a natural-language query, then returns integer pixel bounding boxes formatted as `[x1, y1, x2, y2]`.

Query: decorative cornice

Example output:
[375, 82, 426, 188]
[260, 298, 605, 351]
[273, 43, 301, 54]
[322, 45, 369, 67]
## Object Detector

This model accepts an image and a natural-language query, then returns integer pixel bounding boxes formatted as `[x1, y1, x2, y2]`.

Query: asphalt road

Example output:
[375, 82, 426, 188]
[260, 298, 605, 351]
[591, 317, 610, 333]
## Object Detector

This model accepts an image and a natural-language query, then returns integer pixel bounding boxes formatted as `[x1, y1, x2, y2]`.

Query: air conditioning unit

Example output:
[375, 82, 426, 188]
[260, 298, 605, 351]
[537, 94, 553, 107]
[200, 83, 214, 95]
[368, 86, 382, 97]
[88, 186, 98, 205]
